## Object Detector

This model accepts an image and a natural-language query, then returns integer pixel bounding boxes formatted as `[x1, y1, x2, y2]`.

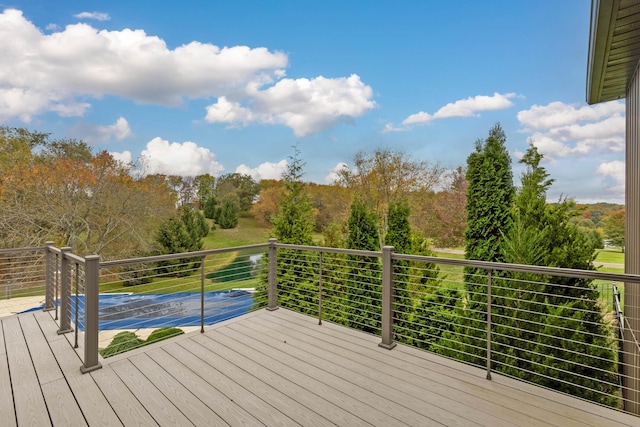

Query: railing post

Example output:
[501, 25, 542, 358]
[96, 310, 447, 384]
[379, 246, 396, 350]
[44, 242, 55, 311]
[201, 256, 205, 333]
[81, 255, 102, 373]
[267, 238, 278, 311]
[318, 252, 323, 325]
[57, 247, 73, 334]
[486, 269, 493, 380]
[74, 263, 80, 348]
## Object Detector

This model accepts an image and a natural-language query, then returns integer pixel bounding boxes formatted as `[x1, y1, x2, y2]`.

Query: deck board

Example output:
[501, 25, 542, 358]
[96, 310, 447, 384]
[19, 315, 63, 385]
[90, 367, 158, 427]
[210, 325, 397, 426]
[146, 347, 264, 427]
[228, 318, 473, 426]
[2, 308, 640, 426]
[261, 309, 581, 427]
[268, 308, 612, 427]
[48, 338, 123, 427]
[109, 359, 193, 427]
[0, 341, 17, 427]
[2, 316, 50, 426]
[128, 351, 227, 427]
[195, 331, 373, 427]
[185, 336, 328, 426]
[163, 340, 286, 425]
[41, 378, 87, 426]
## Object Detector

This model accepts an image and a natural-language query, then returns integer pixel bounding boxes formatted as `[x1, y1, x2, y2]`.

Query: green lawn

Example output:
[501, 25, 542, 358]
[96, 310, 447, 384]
[203, 216, 271, 249]
[100, 275, 260, 295]
[595, 248, 624, 264]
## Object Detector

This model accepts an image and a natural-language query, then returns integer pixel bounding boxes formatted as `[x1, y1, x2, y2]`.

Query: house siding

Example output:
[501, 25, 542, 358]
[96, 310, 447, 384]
[625, 59, 640, 414]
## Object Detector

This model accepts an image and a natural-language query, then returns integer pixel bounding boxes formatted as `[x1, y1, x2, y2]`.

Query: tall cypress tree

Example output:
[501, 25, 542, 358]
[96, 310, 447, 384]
[464, 123, 514, 266]
[385, 199, 413, 340]
[442, 124, 514, 366]
[270, 147, 317, 313]
[496, 143, 619, 406]
[345, 197, 381, 333]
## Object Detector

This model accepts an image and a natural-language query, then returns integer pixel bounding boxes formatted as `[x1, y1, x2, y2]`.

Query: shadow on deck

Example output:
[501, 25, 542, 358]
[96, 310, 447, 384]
[1, 308, 638, 426]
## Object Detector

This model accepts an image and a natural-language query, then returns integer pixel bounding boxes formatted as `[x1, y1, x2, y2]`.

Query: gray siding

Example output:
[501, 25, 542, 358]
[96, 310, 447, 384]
[625, 60, 640, 414]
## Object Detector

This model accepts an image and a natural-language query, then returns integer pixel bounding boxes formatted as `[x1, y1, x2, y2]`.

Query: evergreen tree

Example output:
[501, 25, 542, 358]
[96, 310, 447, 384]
[442, 124, 515, 366]
[269, 146, 318, 313]
[464, 123, 514, 266]
[493, 143, 618, 406]
[217, 198, 239, 229]
[202, 196, 217, 220]
[385, 199, 413, 340]
[345, 197, 381, 333]
[155, 206, 209, 275]
[272, 148, 315, 246]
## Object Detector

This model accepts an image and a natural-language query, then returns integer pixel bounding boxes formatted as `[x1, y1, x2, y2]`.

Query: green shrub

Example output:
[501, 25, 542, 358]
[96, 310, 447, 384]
[145, 327, 184, 345]
[99, 331, 144, 358]
[99, 327, 185, 358]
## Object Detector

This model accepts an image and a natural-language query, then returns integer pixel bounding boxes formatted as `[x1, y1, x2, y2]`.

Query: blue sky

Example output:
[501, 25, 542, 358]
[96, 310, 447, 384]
[1, 1, 626, 203]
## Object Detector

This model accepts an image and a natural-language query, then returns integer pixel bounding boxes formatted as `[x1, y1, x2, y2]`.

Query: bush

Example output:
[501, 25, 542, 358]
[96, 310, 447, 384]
[99, 327, 185, 358]
[99, 331, 144, 358]
[145, 327, 184, 345]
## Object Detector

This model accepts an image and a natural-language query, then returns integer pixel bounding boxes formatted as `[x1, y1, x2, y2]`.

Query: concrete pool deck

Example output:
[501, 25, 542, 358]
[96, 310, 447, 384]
[0, 296, 46, 318]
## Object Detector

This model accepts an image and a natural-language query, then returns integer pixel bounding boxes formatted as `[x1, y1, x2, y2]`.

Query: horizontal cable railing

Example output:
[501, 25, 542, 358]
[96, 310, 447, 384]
[14, 240, 640, 416]
[267, 244, 640, 415]
[86, 244, 268, 359]
[273, 246, 384, 335]
[0, 246, 47, 303]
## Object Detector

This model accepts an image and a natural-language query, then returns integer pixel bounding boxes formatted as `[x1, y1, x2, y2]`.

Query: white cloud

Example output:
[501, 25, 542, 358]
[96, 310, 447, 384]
[140, 137, 224, 177]
[110, 150, 132, 165]
[206, 74, 376, 136]
[324, 162, 349, 184]
[517, 101, 625, 131]
[74, 12, 110, 21]
[402, 111, 432, 126]
[597, 160, 625, 196]
[518, 101, 625, 159]
[45, 23, 59, 31]
[380, 122, 407, 133]
[402, 92, 516, 125]
[71, 117, 132, 143]
[0, 9, 375, 135]
[0, 8, 288, 121]
[205, 97, 254, 127]
[235, 160, 288, 181]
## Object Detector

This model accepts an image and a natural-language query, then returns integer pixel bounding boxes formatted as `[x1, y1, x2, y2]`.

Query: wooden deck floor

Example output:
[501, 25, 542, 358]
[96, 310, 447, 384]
[1, 308, 639, 427]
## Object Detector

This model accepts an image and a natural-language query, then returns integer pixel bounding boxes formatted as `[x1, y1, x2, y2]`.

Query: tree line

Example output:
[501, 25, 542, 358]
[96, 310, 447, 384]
[0, 127, 259, 258]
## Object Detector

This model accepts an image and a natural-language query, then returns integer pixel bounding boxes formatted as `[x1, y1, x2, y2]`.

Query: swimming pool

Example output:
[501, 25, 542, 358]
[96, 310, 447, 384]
[27, 290, 254, 330]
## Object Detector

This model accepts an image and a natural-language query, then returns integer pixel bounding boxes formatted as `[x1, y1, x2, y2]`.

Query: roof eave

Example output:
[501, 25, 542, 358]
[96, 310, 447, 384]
[586, 0, 619, 105]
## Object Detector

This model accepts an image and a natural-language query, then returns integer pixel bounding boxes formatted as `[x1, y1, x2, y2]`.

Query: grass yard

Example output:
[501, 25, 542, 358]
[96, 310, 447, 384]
[203, 216, 271, 249]
[100, 275, 260, 295]
[595, 248, 624, 264]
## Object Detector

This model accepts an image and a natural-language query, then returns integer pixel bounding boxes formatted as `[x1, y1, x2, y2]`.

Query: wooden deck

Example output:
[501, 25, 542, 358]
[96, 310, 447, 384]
[1, 308, 639, 427]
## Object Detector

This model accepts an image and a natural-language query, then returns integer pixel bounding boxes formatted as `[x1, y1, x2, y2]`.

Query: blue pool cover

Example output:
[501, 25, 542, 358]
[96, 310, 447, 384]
[34, 291, 253, 330]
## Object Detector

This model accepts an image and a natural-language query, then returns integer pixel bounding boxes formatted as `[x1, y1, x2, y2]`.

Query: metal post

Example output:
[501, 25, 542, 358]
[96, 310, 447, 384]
[44, 242, 55, 311]
[201, 256, 205, 333]
[379, 246, 396, 350]
[486, 269, 493, 380]
[74, 263, 79, 348]
[57, 247, 73, 334]
[81, 255, 102, 373]
[54, 252, 59, 320]
[318, 252, 323, 325]
[267, 238, 278, 311]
